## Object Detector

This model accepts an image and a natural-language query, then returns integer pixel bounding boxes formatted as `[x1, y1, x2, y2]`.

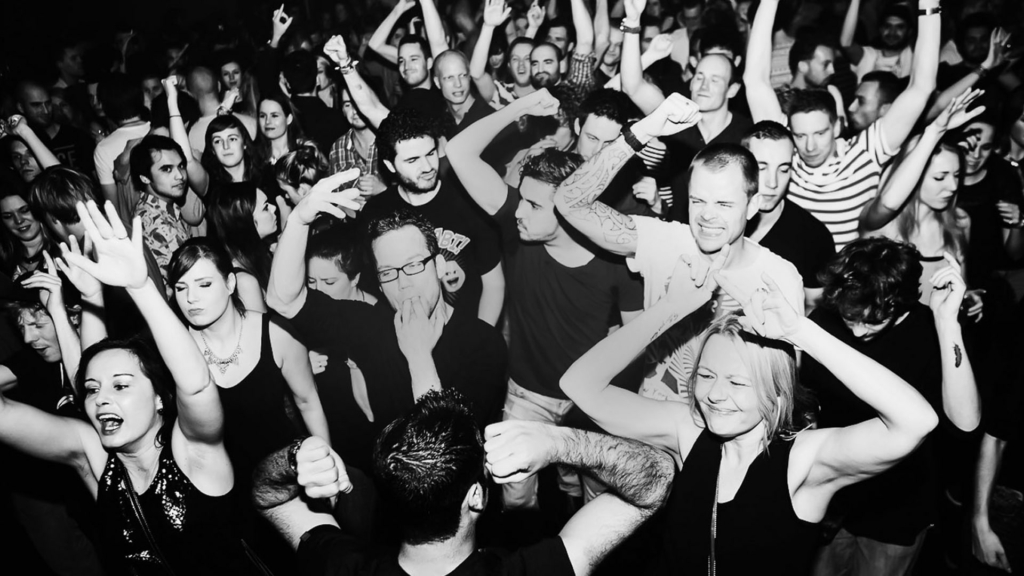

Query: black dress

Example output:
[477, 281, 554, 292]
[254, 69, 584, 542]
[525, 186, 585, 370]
[218, 313, 301, 480]
[96, 447, 270, 575]
[654, 430, 820, 575]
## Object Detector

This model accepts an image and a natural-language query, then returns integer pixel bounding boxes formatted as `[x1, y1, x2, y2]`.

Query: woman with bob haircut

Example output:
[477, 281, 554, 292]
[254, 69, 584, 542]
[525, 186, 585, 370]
[560, 247, 940, 575]
[0, 200, 272, 574]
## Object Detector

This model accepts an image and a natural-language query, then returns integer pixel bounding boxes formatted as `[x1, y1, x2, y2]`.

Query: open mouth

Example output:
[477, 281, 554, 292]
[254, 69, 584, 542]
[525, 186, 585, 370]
[697, 223, 725, 237]
[97, 413, 124, 435]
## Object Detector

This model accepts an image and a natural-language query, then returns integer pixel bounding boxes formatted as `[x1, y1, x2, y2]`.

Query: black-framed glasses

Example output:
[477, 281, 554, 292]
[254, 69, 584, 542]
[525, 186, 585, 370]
[377, 254, 435, 283]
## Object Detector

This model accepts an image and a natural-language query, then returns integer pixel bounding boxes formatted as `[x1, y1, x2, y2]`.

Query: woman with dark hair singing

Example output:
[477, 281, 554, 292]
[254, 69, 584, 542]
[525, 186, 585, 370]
[0, 200, 272, 574]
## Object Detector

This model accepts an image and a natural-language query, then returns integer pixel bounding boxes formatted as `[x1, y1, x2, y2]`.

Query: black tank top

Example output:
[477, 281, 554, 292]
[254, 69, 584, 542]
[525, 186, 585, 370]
[655, 429, 820, 576]
[218, 313, 300, 479]
[96, 446, 270, 575]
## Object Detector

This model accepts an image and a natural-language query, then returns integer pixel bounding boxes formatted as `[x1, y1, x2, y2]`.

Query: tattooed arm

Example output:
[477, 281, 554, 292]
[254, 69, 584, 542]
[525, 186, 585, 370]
[485, 420, 675, 576]
[929, 256, 981, 432]
[553, 136, 641, 256]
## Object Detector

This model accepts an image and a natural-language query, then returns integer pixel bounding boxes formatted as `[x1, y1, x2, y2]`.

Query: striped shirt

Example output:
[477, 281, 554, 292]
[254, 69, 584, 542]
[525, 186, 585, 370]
[788, 121, 897, 249]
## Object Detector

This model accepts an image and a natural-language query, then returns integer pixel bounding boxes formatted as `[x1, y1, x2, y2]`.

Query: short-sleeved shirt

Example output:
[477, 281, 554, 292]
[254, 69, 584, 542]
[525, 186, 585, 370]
[626, 216, 804, 402]
[855, 46, 914, 81]
[748, 200, 836, 289]
[37, 124, 95, 175]
[290, 290, 508, 431]
[135, 192, 191, 284]
[297, 525, 574, 576]
[94, 122, 151, 186]
[958, 157, 1024, 285]
[363, 163, 503, 314]
[329, 130, 379, 179]
[788, 120, 897, 249]
[495, 187, 644, 399]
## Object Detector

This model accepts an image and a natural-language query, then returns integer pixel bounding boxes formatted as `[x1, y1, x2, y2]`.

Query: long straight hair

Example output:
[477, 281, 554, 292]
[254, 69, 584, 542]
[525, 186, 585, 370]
[206, 181, 273, 289]
[893, 139, 968, 260]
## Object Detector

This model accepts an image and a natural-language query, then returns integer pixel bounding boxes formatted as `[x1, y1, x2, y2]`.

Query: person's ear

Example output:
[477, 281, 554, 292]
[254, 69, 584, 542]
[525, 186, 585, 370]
[466, 482, 487, 513]
[140, 174, 152, 185]
[434, 253, 447, 279]
[383, 159, 396, 174]
[433, 75, 440, 90]
[746, 193, 762, 219]
[726, 82, 741, 99]
[833, 119, 842, 138]
[351, 272, 361, 286]
[688, 55, 699, 70]
[286, 114, 293, 126]
[426, 57, 434, 71]
[226, 271, 237, 295]
[573, 118, 581, 136]
[878, 102, 892, 118]
[733, 55, 743, 69]
[15, 102, 25, 115]
[798, 61, 809, 76]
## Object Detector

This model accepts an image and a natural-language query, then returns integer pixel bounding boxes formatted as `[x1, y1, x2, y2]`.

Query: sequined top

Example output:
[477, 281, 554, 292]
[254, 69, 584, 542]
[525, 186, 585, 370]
[97, 446, 271, 575]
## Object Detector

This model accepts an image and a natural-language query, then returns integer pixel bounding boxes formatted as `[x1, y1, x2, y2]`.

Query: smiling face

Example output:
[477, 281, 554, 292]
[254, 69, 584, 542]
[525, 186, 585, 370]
[211, 127, 245, 169]
[307, 256, 359, 300]
[259, 99, 292, 141]
[689, 54, 737, 113]
[688, 163, 759, 254]
[18, 308, 61, 363]
[173, 257, 236, 328]
[789, 110, 837, 168]
[143, 149, 188, 200]
[398, 43, 430, 88]
[435, 55, 471, 106]
[918, 148, 961, 212]
[693, 335, 763, 438]
[746, 137, 794, 212]
[508, 42, 534, 86]
[252, 188, 278, 239]
[9, 140, 42, 183]
[1, 195, 42, 243]
[530, 44, 561, 88]
[82, 349, 163, 451]
[221, 61, 243, 90]
[373, 225, 444, 314]
[514, 177, 561, 242]
[880, 16, 910, 50]
[386, 136, 440, 193]
[964, 121, 995, 176]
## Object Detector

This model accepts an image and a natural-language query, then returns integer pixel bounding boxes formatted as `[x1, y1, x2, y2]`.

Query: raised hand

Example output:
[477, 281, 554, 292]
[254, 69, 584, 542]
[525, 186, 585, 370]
[483, 420, 559, 483]
[19, 252, 65, 318]
[55, 234, 102, 302]
[645, 34, 674, 61]
[221, 87, 241, 110]
[308, 350, 328, 375]
[932, 88, 985, 133]
[927, 253, 967, 322]
[396, 0, 417, 14]
[666, 244, 729, 306]
[483, 0, 512, 27]
[295, 436, 352, 499]
[526, 0, 545, 30]
[982, 27, 1011, 71]
[518, 87, 560, 117]
[59, 201, 148, 291]
[715, 271, 801, 342]
[634, 93, 701, 139]
[272, 4, 295, 40]
[161, 75, 180, 103]
[6, 115, 30, 138]
[323, 35, 351, 66]
[394, 296, 445, 362]
[292, 169, 362, 225]
[623, 0, 648, 22]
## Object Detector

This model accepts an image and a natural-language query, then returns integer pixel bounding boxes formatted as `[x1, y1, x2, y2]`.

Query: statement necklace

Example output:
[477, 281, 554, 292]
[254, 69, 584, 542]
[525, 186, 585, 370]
[200, 316, 244, 374]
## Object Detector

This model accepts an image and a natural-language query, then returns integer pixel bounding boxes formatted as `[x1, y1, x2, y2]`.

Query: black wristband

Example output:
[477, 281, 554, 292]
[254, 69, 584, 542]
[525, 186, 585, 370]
[621, 124, 646, 152]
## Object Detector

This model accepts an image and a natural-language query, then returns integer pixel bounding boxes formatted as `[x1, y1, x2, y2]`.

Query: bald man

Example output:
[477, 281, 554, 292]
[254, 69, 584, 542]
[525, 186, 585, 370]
[185, 66, 257, 155]
[433, 50, 495, 140]
[14, 80, 94, 174]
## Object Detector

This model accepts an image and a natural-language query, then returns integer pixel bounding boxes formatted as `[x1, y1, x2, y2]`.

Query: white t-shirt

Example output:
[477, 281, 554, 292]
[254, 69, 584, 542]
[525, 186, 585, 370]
[94, 122, 151, 186]
[855, 45, 914, 81]
[626, 216, 805, 402]
[187, 113, 258, 157]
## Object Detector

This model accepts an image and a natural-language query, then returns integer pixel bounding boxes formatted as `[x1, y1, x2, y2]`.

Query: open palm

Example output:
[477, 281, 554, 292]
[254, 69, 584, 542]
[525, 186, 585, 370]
[60, 201, 148, 291]
[715, 272, 801, 342]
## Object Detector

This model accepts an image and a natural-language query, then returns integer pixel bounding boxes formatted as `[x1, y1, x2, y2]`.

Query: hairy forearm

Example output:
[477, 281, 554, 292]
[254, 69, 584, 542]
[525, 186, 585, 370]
[553, 427, 675, 508]
[936, 319, 981, 431]
[418, 0, 449, 57]
[252, 446, 301, 510]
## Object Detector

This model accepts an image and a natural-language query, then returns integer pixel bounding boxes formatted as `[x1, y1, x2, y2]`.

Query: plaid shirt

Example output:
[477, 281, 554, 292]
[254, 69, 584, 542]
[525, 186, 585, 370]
[329, 129, 380, 178]
[563, 51, 597, 103]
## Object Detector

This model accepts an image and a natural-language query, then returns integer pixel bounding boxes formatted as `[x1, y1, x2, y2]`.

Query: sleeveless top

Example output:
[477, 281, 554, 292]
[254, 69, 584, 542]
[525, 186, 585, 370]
[654, 430, 820, 576]
[218, 313, 300, 480]
[96, 446, 271, 575]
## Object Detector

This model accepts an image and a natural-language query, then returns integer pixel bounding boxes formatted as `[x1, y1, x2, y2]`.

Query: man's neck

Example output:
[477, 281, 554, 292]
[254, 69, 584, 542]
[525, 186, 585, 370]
[791, 74, 810, 89]
[352, 126, 375, 149]
[748, 199, 785, 242]
[198, 96, 221, 116]
[397, 531, 476, 576]
[698, 108, 732, 142]
[543, 229, 593, 265]
[411, 79, 432, 91]
[399, 181, 442, 206]
[37, 123, 59, 140]
[448, 94, 476, 125]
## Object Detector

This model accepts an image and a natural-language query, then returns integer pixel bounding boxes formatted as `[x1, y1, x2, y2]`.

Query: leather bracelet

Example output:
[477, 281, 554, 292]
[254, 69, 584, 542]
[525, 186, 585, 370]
[918, 6, 941, 16]
[621, 124, 646, 152]
[287, 437, 307, 476]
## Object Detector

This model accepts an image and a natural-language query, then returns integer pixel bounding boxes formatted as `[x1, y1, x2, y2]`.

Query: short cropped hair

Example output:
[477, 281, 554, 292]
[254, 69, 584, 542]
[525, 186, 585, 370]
[98, 73, 147, 124]
[818, 237, 923, 323]
[130, 135, 185, 190]
[787, 88, 838, 125]
[373, 389, 485, 545]
[788, 34, 832, 76]
[531, 41, 564, 62]
[29, 167, 96, 225]
[520, 149, 584, 188]
[376, 108, 440, 167]
[860, 71, 905, 108]
[577, 88, 641, 128]
[741, 120, 795, 148]
[399, 35, 433, 59]
[364, 208, 439, 272]
[689, 143, 759, 198]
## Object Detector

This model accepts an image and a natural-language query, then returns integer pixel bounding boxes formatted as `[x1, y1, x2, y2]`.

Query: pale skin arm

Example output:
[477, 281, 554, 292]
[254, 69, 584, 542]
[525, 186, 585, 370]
[324, 36, 391, 130]
[271, 321, 331, 445]
[593, 0, 611, 65]
[972, 433, 1012, 572]
[839, 0, 865, 65]
[929, 258, 981, 432]
[742, 0, 785, 123]
[619, 0, 669, 114]
[163, 77, 209, 197]
[394, 296, 444, 399]
[469, 0, 509, 105]
[235, 270, 268, 313]
[485, 421, 676, 576]
[0, 391, 101, 473]
[569, 0, 596, 56]
[368, 0, 416, 65]
[876, 0, 941, 152]
[478, 264, 505, 326]
[418, 0, 451, 58]
[0, 365, 15, 391]
[8, 116, 60, 169]
[926, 28, 1011, 122]
[613, 36, 673, 111]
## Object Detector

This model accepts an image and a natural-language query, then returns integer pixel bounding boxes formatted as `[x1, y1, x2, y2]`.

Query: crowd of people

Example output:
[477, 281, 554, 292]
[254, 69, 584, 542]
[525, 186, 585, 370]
[0, 0, 1022, 574]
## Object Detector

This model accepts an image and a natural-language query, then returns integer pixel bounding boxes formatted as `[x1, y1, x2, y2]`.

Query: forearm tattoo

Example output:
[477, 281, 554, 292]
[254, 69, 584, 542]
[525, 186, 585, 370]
[650, 313, 681, 343]
[582, 201, 639, 247]
[251, 447, 301, 510]
[557, 428, 675, 509]
[558, 138, 634, 208]
[954, 343, 962, 368]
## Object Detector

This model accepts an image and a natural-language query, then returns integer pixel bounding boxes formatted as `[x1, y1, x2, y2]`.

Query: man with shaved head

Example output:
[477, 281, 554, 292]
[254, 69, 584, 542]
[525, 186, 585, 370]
[14, 80, 94, 174]
[433, 50, 494, 139]
[185, 66, 257, 155]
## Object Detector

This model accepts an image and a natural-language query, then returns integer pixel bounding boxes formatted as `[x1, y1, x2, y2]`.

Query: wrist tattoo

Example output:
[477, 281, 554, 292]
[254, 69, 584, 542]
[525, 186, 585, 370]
[954, 343, 962, 368]
[651, 313, 681, 343]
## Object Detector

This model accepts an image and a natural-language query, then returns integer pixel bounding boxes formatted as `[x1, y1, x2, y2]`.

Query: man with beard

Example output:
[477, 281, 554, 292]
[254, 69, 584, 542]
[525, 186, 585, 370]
[553, 94, 804, 403]
[530, 0, 596, 103]
[846, 71, 904, 135]
[362, 108, 504, 326]
[841, 1, 915, 81]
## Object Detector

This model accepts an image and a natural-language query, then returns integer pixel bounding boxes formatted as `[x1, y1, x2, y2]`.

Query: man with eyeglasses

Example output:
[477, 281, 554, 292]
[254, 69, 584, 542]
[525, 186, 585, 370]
[267, 171, 508, 445]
